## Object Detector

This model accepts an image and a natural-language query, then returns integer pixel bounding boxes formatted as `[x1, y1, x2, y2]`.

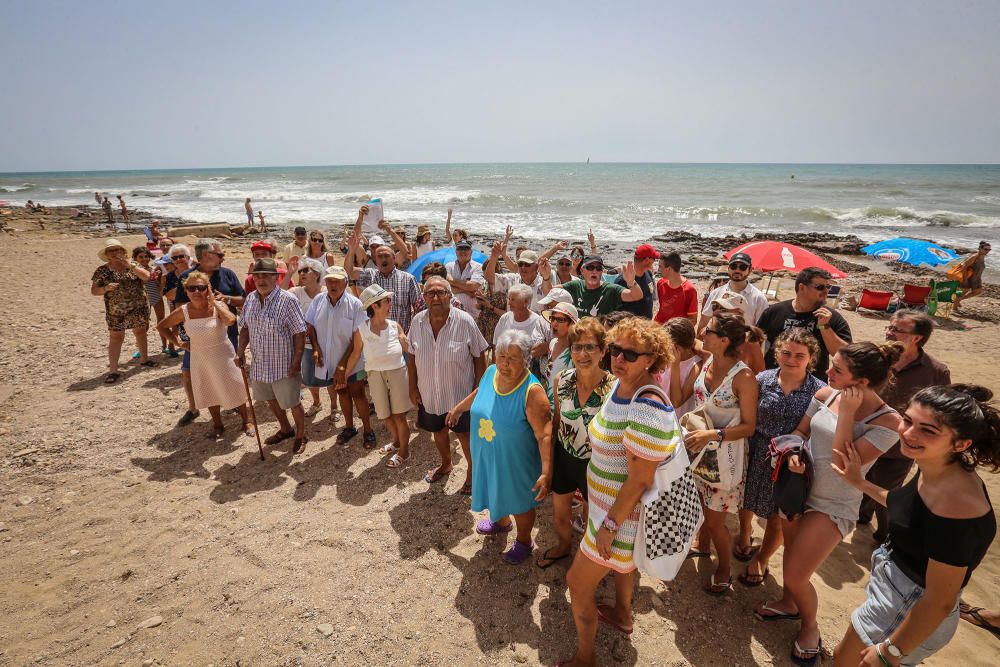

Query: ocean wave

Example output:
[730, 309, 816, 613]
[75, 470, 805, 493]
[0, 183, 34, 192]
[131, 190, 175, 197]
[834, 206, 999, 228]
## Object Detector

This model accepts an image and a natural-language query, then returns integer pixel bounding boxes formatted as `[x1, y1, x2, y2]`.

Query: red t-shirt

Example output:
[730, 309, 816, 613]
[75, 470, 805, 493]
[654, 278, 699, 324]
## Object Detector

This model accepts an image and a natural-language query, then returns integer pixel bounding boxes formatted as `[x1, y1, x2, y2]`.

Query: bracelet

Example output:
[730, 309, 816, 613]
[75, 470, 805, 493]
[874, 643, 893, 667]
[816, 323, 827, 330]
[716, 428, 726, 442]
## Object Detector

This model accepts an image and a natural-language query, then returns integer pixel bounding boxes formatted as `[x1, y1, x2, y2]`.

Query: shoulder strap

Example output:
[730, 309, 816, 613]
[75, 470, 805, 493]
[862, 404, 895, 424]
[181, 304, 189, 321]
[632, 382, 669, 405]
[823, 390, 839, 407]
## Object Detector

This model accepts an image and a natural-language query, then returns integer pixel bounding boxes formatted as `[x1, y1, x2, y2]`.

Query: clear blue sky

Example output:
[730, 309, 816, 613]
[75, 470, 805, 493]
[2, 0, 999, 171]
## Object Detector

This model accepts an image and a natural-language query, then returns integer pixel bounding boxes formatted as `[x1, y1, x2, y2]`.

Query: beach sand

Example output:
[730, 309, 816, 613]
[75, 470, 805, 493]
[1, 209, 998, 666]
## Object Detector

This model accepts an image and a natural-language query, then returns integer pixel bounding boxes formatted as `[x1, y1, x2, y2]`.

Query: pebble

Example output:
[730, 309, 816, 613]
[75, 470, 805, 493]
[316, 623, 334, 637]
[142, 660, 154, 667]
[18, 496, 33, 506]
[106, 620, 117, 627]
[136, 615, 163, 630]
[110, 637, 128, 649]
[70, 549, 80, 556]
[14, 448, 38, 457]
[0, 522, 7, 532]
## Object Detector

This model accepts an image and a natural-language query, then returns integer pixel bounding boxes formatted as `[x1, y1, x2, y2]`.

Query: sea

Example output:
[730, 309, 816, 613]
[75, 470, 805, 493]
[2, 163, 998, 268]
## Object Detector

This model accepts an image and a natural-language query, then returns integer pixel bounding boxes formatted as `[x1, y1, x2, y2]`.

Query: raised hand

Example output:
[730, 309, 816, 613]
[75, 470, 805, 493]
[504, 225, 514, 241]
[622, 260, 636, 284]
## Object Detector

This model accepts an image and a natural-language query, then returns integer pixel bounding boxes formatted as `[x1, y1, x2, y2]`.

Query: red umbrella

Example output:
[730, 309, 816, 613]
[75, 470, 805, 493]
[724, 241, 846, 279]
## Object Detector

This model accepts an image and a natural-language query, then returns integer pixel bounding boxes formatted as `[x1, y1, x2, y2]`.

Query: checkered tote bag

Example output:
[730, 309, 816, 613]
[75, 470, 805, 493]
[633, 443, 704, 581]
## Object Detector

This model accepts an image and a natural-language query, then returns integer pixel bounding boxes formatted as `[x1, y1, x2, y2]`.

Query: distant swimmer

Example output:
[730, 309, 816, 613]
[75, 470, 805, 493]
[94, 191, 102, 206]
[245, 197, 254, 226]
[117, 194, 131, 230]
[257, 210, 267, 233]
[790, 174, 795, 179]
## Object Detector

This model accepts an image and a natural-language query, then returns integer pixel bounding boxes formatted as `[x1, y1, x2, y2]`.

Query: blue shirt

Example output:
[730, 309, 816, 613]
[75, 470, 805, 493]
[615, 270, 654, 318]
[176, 266, 244, 343]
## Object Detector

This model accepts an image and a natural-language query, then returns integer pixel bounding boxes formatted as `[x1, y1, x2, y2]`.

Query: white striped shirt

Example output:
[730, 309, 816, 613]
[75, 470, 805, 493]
[409, 307, 489, 415]
[238, 288, 307, 383]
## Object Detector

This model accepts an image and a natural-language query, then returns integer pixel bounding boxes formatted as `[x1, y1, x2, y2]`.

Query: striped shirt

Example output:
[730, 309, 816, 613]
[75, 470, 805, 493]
[238, 288, 307, 383]
[356, 267, 420, 332]
[582, 383, 682, 573]
[409, 307, 489, 415]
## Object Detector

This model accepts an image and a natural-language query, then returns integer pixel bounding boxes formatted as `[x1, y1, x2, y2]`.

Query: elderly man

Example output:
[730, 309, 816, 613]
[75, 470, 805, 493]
[244, 240, 293, 294]
[446, 240, 486, 318]
[858, 309, 951, 542]
[698, 251, 769, 333]
[346, 230, 420, 332]
[408, 275, 489, 493]
[654, 250, 699, 324]
[484, 242, 557, 313]
[756, 266, 852, 381]
[306, 266, 374, 447]
[614, 244, 659, 318]
[282, 227, 309, 262]
[236, 258, 309, 454]
[562, 255, 643, 318]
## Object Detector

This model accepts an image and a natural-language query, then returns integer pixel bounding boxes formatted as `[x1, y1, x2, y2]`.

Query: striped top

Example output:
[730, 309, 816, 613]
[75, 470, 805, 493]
[581, 382, 682, 573]
[408, 307, 490, 415]
[238, 288, 308, 383]
[356, 267, 420, 332]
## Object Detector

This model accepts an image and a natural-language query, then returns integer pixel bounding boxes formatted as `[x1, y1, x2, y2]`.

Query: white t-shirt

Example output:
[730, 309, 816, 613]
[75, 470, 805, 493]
[290, 286, 325, 348]
[416, 241, 434, 257]
[701, 281, 769, 325]
[493, 270, 559, 313]
[493, 310, 547, 347]
[446, 259, 485, 317]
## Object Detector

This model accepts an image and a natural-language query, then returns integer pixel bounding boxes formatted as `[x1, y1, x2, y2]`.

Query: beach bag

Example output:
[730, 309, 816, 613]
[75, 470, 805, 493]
[769, 435, 813, 519]
[680, 404, 745, 491]
[631, 385, 704, 581]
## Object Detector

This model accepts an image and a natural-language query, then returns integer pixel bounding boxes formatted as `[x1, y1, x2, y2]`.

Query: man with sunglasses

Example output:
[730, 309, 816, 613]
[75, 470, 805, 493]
[562, 255, 643, 318]
[282, 226, 309, 263]
[756, 266, 852, 381]
[697, 252, 769, 335]
[484, 242, 558, 313]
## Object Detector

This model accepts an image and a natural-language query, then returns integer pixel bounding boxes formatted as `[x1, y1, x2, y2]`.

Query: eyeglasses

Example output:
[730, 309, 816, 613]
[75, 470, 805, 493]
[810, 283, 831, 292]
[171, 254, 189, 260]
[186, 284, 209, 292]
[886, 325, 914, 334]
[549, 315, 572, 325]
[424, 290, 449, 299]
[558, 261, 572, 267]
[729, 263, 749, 271]
[206, 250, 225, 258]
[607, 343, 649, 362]
[571, 343, 600, 353]
[582, 264, 603, 271]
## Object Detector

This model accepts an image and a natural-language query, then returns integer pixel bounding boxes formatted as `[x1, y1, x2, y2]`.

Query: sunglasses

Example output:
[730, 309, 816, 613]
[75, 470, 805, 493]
[582, 264, 603, 271]
[549, 315, 572, 325]
[171, 254, 189, 260]
[186, 284, 209, 293]
[571, 343, 600, 353]
[557, 261, 572, 267]
[704, 328, 722, 336]
[607, 343, 648, 362]
[810, 283, 831, 292]
[729, 263, 749, 271]
[310, 238, 324, 242]
[298, 268, 312, 274]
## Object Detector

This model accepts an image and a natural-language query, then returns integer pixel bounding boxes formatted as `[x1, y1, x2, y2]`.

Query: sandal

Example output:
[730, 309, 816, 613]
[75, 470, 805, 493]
[960, 602, 1000, 639]
[475, 518, 513, 536]
[502, 540, 534, 565]
[739, 567, 770, 588]
[104, 372, 121, 384]
[386, 453, 408, 469]
[140, 359, 157, 368]
[596, 604, 634, 635]
[424, 466, 452, 484]
[205, 426, 225, 440]
[754, 602, 801, 622]
[790, 639, 823, 667]
[304, 404, 321, 417]
[379, 442, 400, 455]
[264, 430, 295, 446]
[572, 514, 587, 534]
[733, 541, 759, 562]
[242, 423, 257, 438]
[686, 548, 711, 560]
[292, 437, 308, 455]
[336, 427, 358, 446]
[536, 547, 571, 569]
[362, 431, 377, 449]
[704, 574, 733, 596]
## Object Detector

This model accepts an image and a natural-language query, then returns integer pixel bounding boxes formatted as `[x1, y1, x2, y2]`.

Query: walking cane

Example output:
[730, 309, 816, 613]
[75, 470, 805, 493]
[239, 364, 266, 461]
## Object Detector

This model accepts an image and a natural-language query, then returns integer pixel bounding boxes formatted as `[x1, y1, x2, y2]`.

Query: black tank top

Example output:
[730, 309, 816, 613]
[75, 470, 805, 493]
[887, 473, 995, 588]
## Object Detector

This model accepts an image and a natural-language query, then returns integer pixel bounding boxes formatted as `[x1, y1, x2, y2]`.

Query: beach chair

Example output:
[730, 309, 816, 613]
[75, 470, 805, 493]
[900, 283, 932, 309]
[858, 289, 893, 312]
[825, 284, 842, 307]
[928, 280, 962, 319]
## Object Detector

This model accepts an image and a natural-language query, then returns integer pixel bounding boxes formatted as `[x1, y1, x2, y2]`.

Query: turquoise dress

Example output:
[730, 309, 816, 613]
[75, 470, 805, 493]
[471, 365, 543, 519]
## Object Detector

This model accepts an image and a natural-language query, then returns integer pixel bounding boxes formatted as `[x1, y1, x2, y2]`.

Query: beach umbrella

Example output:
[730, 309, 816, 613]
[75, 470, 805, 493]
[405, 246, 489, 278]
[724, 241, 847, 279]
[861, 238, 959, 268]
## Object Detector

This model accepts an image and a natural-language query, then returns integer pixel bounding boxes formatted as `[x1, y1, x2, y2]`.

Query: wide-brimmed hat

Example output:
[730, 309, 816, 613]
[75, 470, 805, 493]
[417, 225, 431, 237]
[360, 284, 392, 309]
[251, 258, 279, 274]
[712, 291, 747, 313]
[323, 265, 349, 281]
[98, 239, 128, 261]
[543, 302, 579, 323]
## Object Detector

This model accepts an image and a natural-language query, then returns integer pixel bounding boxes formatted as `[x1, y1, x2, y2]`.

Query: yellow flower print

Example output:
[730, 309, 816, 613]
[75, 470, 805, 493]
[478, 418, 496, 443]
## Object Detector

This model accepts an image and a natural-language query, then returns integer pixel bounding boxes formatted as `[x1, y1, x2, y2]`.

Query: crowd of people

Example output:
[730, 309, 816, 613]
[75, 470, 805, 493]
[90, 205, 999, 667]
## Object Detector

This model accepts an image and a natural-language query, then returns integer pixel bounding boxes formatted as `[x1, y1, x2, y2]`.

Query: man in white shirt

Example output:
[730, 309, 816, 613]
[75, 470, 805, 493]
[484, 243, 557, 313]
[446, 240, 485, 318]
[698, 251, 769, 333]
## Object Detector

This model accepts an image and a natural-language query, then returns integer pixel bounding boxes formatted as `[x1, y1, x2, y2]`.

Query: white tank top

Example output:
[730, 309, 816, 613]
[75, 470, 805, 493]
[358, 319, 406, 372]
[416, 241, 434, 258]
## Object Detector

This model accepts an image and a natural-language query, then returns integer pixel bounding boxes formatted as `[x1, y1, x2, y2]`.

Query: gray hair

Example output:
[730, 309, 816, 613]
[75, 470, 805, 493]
[494, 329, 533, 365]
[169, 243, 191, 259]
[299, 257, 323, 273]
[423, 275, 452, 293]
[194, 238, 221, 260]
[508, 283, 533, 305]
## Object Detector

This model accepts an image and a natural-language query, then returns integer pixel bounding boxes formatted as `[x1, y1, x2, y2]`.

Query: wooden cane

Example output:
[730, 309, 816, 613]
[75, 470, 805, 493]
[239, 364, 266, 461]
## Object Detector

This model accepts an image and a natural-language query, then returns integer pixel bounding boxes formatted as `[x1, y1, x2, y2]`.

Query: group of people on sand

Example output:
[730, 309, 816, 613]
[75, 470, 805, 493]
[93, 191, 131, 230]
[90, 201, 999, 666]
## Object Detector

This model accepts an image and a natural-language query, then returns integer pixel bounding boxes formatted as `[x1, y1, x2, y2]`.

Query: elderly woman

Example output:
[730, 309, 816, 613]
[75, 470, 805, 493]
[91, 239, 155, 384]
[493, 283, 545, 347]
[162, 244, 201, 424]
[158, 271, 253, 438]
[537, 317, 615, 569]
[558, 317, 682, 667]
[289, 257, 327, 416]
[446, 330, 553, 564]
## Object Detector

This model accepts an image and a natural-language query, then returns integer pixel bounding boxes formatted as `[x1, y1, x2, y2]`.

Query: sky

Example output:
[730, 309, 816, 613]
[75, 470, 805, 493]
[2, 0, 999, 171]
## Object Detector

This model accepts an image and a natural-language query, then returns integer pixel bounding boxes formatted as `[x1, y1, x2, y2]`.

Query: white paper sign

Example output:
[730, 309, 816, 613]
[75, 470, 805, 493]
[363, 198, 384, 236]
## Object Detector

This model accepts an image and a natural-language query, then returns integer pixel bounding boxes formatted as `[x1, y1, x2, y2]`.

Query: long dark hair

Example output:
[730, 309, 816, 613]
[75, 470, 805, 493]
[910, 384, 1000, 472]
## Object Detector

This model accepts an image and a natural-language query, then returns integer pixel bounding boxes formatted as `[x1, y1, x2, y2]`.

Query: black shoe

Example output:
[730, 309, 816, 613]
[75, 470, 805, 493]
[176, 410, 200, 427]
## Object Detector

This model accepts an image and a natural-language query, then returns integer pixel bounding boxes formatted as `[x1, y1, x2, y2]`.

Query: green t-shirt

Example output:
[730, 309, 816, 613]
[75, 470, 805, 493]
[563, 279, 626, 317]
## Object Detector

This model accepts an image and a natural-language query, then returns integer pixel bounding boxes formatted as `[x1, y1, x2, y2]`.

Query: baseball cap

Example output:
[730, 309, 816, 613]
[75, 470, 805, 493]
[728, 252, 753, 267]
[538, 287, 572, 306]
[251, 258, 279, 274]
[456, 240, 473, 251]
[712, 291, 748, 313]
[323, 265, 349, 281]
[634, 244, 661, 260]
[543, 302, 580, 323]
[580, 255, 604, 269]
[250, 240, 276, 254]
[517, 250, 539, 265]
[294, 226, 307, 235]
[368, 235, 386, 247]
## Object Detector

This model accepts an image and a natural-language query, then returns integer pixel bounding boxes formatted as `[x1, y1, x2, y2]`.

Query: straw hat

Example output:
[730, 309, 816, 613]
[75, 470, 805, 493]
[98, 239, 128, 262]
[360, 284, 392, 309]
[417, 225, 431, 237]
[543, 302, 580, 323]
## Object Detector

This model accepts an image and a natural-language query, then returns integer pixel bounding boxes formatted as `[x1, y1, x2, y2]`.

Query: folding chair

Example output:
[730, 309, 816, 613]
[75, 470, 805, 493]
[928, 280, 963, 319]
[858, 289, 893, 312]
[825, 284, 842, 307]
[900, 283, 932, 309]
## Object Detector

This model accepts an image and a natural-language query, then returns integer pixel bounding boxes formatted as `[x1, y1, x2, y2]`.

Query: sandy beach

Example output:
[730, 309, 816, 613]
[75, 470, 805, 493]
[1, 208, 998, 666]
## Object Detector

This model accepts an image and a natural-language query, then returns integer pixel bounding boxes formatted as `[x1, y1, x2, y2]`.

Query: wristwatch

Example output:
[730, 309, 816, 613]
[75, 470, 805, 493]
[883, 640, 902, 660]
[601, 516, 620, 533]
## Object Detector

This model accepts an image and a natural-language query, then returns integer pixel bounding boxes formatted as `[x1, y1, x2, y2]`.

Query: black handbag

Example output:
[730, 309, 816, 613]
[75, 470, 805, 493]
[769, 436, 813, 519]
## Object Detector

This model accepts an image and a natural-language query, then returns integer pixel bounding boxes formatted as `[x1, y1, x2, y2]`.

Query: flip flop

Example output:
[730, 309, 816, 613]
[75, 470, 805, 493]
[738, 567, 770, 587]
[424, 467, 452, 484]
[704, 574, 733, 596]
[379, 443, 400, 455]
[104, 372, 121, 384]
[264, 430, 295, 446]
[686, 548, 711, 559]
[754, 602, 801, 622]
[790, 639, 823, 667]
[536, 547, 571, 569]
[596, 604, 633, 635]
[960, 603, 1000, 639]
[733, 541, 759, 562]
[386, 453, 408, 469]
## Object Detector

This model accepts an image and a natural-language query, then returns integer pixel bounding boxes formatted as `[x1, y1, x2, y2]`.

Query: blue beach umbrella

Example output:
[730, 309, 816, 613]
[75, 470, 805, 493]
[861, 238, 959, 268]
[405, 246, 489, 278]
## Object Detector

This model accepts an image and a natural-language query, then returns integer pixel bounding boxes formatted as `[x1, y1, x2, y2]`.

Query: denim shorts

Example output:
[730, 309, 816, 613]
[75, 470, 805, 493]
[851, 545, 960, 666]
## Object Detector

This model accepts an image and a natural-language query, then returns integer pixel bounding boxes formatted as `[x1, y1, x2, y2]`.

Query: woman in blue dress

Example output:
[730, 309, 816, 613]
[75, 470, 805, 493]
[447, 329, 553, 564]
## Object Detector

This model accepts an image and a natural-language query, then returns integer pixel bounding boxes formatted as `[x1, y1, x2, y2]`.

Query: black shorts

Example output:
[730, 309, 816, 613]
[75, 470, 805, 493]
[417, 406, 470, 434]
[551, 445, 590, 498]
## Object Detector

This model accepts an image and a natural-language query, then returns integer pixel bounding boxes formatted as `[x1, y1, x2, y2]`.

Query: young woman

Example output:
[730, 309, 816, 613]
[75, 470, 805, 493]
[755, 342, 903, 667]
[537, 318, 614, 569]
[831, 384, 998, 666]
[684, 313, 759, 594]
[415, 224, 435, 257]
[304, 230, 336, 271]
[739, 329, 825, 587]
[659, 317, 703, 419]
[289, 258, 326, 416]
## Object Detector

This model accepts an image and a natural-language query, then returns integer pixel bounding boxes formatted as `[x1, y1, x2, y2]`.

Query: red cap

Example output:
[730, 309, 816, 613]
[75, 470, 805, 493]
[250, 240, 276, 253]
[634, 244, 661, 260]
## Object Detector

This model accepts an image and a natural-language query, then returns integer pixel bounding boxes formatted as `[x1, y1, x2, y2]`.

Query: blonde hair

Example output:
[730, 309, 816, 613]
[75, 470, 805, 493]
[607, 317, 674, 374]
[568, 317, 608, 349]
[181, 270, 211, 288]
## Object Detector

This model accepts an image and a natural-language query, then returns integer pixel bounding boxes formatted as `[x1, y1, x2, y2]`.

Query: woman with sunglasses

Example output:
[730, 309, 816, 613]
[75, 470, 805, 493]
[684, 313, 759, 595]
[133, 246, 172, 356]
[303, 229, 336, 272]
[158, 271, 253, 439]
[557, 318, 681, 666]
[163, 244, 201, 424]
[832, 384, 998, 667]
[290, 257, 327, 416]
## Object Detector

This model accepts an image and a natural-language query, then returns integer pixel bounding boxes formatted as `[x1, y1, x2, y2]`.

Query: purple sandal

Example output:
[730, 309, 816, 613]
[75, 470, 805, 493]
[475, 519, 513, 536]
[503, 540, 534, 565]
